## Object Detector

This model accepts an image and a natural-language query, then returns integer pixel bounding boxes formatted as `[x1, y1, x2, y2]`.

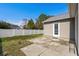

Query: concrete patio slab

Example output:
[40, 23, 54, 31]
[40, 49, 60, 56]
[21, 44, 47, 56]
[21, 37, 76, 56]
[29, 37, 52, 44]
[40, 44, 70, 56]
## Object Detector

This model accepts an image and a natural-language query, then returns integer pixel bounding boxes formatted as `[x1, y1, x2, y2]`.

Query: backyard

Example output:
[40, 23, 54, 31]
[0, 34, 43, 56]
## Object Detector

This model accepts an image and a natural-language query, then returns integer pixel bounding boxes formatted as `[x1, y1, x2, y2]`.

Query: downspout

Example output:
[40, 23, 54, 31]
[74, 4, 79, 55]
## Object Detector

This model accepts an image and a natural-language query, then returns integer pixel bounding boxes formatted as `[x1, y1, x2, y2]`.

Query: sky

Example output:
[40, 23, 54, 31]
[0, 3, 68, 26]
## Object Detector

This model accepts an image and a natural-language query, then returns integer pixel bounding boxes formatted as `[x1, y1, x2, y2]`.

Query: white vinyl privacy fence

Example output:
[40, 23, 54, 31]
[0, 29, 43, 38]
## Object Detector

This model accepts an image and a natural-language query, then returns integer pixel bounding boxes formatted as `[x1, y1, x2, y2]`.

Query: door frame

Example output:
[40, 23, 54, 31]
[53, 22, 60, 38]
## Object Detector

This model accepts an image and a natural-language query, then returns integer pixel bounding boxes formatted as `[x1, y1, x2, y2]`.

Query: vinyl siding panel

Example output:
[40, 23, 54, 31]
[60, 20, 70, 40]
[43, 18, 75, 41]
[43, 23, 53, 36]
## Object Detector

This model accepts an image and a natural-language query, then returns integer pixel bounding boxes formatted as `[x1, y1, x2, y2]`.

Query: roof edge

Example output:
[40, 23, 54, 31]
[43, 13, 71, 23]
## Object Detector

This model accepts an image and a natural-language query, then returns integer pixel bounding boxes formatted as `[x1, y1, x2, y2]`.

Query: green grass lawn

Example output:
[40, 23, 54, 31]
[0, 34, 43, 56]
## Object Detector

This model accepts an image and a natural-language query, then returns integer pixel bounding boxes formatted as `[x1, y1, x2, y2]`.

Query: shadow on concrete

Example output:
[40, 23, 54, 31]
[0, 38, 3, 56]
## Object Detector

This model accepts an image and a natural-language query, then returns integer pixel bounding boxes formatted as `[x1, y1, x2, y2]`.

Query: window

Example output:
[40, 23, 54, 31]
[53, 23, 60, 37]
[54, 23, 58, 35]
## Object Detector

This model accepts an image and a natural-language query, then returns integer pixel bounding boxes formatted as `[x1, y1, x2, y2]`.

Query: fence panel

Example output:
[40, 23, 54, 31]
[0, 29, 43, 38]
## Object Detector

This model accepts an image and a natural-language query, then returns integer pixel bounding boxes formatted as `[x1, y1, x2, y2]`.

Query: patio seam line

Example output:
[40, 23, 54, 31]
[32, 43, 48, 56]
[38, 46, 48, 56]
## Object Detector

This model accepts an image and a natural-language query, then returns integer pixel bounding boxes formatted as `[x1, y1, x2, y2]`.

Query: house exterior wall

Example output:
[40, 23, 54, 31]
[60, 19, 75, 41]
[70, 18, 75, 40]
[78, 4, 79, 55]
[74, 3, 79, 55]
[43, 23, 53, 36]
[68, 3, 76, 17]
[60, 20, 70, 40]
[43, 18, 75, 41]
[69, 3, 79, 55]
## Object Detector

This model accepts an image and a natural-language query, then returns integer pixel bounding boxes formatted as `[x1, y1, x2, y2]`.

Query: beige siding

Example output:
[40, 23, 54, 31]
[69, 4, 76, 17]
[43, 21, 70, 39]
[43, 23, 53, 36]
[60, 20, 70, 40]
[43, 19, 75, 41]
[60, 19, 75, 40]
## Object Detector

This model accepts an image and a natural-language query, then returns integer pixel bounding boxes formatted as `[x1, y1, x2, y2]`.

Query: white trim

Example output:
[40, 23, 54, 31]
[53, 22, 60, 38]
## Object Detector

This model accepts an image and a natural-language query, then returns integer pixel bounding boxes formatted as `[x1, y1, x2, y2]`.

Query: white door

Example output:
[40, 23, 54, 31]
[53, 23, 60, 38]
